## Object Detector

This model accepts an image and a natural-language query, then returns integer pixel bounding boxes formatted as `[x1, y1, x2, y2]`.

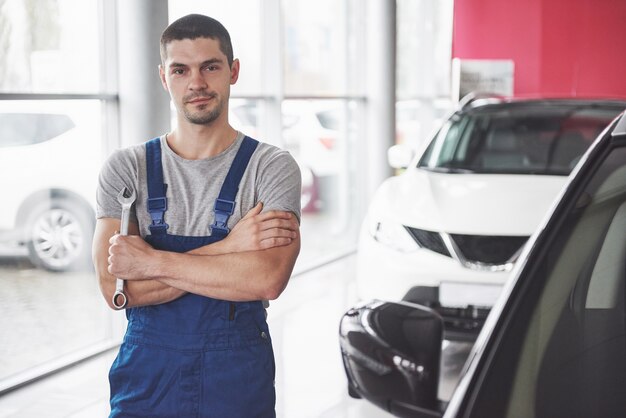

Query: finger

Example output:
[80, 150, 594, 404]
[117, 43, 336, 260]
[242, 202, 263, 220]
[258, 218, 299, 232]
[260, 228, 298, 240]
[256, 210, 293, 222]
[260, 237, 293, 249]
[107, 256, 114, 273]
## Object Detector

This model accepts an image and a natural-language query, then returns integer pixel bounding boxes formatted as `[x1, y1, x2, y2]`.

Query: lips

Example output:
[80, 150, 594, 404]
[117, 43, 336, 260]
[185, 94, 216, 105]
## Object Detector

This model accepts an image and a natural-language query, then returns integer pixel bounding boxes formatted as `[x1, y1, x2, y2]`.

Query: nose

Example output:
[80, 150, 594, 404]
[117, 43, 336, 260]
[188, 69, 208, 91]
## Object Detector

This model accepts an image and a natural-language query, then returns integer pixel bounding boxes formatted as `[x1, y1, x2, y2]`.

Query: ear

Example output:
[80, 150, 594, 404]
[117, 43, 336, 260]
[158, 64, 169, 91]
[230, 59, 240, 85]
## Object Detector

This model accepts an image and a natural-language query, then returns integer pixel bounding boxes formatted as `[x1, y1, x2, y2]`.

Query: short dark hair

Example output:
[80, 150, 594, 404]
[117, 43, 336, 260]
[160, 14, 234, 66]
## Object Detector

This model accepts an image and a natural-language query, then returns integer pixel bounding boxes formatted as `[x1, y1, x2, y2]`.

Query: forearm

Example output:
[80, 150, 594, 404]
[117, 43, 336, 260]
[106, 210, 300, 302]
[150, 238, 300, 301]
[94, 218, 187, 309]
[187, 207, 298, 256]
[97, 269, 185, 309]
[187, 239, 232, 256]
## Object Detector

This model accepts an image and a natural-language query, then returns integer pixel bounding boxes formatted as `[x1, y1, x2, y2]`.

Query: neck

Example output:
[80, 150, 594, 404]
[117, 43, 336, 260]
[167, 121, 238, 160]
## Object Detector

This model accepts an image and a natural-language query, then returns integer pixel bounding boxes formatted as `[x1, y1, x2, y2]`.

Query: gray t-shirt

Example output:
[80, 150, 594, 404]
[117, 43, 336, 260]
[96, 131, 301, 238]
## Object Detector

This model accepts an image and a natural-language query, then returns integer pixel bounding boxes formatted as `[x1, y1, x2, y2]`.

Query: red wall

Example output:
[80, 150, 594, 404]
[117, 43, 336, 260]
[452, 0, 626, 98]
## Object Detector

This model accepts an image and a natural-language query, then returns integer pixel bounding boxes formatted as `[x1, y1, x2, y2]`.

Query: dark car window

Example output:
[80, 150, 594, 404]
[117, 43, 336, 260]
[468, 145, 626, 418]
[232, 104, 258, 127]
[0, 113, 75, 148]
[418, 105, 621, 175]
[316, 109, 340, 130]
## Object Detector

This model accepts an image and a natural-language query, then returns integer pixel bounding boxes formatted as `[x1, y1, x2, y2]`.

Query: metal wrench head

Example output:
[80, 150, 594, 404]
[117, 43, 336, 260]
[117, 187, 136, 207]
[117, 187, 136, 236]
[113, 187, 136, 307]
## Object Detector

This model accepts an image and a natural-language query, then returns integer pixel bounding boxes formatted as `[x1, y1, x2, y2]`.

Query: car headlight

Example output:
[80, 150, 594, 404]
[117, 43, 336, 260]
[368, 219, 419, 252]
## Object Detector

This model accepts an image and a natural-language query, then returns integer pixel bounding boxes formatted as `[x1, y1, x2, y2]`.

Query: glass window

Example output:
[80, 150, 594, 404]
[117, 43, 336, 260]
[167, 0, 367, 271]
[229, 98, 283, 149]
[281, 99, 363, 265]
[395, 0, 454, 150]
[0, 0, 116, 393]
[230, 98, 260, 136]
[396, 0, 453, 99]
[0, 0, 100, 93]
[282, 0, 353, 95]
[0, 99, 110, 389]
[469, 145, 626, 417]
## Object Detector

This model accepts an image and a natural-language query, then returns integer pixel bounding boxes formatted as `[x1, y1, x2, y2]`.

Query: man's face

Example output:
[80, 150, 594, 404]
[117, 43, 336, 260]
[159, 37, 239, 126]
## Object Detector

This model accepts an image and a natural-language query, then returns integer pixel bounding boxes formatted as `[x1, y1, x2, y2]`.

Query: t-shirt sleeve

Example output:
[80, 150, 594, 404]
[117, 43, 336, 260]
[96, 148, 139, 223]
[256, 149, 302, 223]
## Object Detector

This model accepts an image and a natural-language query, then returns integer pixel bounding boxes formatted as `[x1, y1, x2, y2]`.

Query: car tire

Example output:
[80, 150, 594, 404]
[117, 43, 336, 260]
[25, 199, 94, 272]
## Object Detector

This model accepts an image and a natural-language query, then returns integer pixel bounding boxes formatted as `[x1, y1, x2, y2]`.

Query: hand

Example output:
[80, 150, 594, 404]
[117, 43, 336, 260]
[220, 202, 299, 253]
[108, 234, 156, 280]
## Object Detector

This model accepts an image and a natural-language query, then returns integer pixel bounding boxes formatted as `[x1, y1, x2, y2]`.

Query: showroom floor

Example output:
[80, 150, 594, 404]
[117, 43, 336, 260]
[0, 254, 471, 418]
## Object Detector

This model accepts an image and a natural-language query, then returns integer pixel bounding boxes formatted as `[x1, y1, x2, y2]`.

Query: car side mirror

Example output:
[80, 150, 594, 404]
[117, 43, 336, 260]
[388, 144, 415, 169]
[339, 300, 444, 418]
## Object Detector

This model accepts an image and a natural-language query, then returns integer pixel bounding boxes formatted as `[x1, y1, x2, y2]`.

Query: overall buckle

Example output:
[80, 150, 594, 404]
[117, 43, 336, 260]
[211, 198, 235, 234]
[147, 197, 169, 231]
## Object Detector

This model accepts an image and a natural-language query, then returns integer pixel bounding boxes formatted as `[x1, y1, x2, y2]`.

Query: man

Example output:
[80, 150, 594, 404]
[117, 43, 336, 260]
[92, 14, 301, 417]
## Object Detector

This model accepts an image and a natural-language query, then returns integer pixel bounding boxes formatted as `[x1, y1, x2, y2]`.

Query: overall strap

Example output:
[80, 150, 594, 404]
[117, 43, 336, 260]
[211, 136, 259, 237]
[145, 137, 169, 235]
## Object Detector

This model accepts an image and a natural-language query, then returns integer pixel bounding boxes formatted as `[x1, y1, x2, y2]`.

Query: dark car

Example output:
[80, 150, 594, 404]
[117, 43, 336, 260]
[340, 109, 626, 417]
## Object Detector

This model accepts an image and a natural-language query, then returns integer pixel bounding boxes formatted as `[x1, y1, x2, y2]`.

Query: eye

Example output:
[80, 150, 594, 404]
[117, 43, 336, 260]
[171, 68, 185, 75]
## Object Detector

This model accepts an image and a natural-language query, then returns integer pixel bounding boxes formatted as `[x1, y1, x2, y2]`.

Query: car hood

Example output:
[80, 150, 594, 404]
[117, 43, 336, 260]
[375, 168, 569, 236]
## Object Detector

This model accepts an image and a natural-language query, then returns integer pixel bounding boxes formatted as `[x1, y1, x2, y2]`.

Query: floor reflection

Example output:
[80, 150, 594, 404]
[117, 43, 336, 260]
[0, 254, 473, 417]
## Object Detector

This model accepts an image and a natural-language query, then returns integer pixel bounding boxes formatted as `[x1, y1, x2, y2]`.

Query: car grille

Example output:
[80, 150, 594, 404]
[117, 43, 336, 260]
[404, 227, 451, 257]
[404, 226, 529, 267]
[450, 234, 528, 265]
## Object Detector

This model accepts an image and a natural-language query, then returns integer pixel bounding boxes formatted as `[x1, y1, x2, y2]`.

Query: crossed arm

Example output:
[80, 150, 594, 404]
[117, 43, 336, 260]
[93, 203, 300, 309]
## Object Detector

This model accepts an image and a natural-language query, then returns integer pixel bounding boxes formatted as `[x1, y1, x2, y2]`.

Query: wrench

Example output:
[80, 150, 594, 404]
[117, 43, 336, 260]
[112, 187, 136, 310]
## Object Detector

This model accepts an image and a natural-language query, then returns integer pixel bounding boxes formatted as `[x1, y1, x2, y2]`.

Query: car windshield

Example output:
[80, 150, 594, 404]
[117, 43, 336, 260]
[417, 104, 622, 175]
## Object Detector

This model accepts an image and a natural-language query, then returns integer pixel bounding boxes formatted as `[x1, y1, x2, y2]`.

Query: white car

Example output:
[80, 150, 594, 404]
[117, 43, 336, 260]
[230, 99, 344, 213]
[356, 95, 626, 339]
[282, 100, 342, 178]
[341, 109, 626, 417]
[0, 106, 100, 271]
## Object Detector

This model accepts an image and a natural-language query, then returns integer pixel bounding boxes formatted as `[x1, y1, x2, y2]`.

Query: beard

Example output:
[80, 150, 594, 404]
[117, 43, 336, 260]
[181, 93, 225, 125]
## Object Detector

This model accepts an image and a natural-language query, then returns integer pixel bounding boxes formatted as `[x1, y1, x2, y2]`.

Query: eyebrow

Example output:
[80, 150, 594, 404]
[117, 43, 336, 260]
[168, 58, 224, 69]
[200, 58, 224, 66]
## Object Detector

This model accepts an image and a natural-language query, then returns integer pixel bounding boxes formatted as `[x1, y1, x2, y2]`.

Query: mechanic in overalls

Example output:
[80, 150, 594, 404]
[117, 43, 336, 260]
[92, 14, 301, 417]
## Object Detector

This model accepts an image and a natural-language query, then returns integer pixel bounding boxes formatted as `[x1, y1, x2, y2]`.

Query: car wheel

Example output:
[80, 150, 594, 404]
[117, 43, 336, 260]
[25, 199, 94, 272]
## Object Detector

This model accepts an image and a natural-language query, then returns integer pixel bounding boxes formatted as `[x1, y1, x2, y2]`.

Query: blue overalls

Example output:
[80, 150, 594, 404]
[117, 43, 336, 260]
[109, 136, 276, 418]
